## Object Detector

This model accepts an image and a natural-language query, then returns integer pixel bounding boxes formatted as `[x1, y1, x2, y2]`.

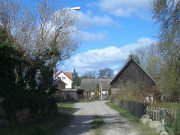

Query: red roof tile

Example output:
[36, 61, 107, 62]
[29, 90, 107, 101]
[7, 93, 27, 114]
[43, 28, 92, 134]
[55, 72, 60, 77]
[64, 72, 73, 80]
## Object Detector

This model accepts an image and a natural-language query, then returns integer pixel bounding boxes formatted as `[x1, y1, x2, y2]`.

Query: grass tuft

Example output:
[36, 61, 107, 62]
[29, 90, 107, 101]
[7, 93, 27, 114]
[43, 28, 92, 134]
[91, 115, 104, 135]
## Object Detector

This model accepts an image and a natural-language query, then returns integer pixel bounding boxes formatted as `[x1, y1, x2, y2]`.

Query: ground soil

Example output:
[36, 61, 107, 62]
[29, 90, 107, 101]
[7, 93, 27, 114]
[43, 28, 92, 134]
[55, 101, 139, 135]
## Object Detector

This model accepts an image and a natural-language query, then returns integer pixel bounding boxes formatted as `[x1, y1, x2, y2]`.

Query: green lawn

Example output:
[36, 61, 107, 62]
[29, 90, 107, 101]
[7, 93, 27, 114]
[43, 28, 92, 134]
[0, 113, 72, 135]
[106, 102, 159, 135]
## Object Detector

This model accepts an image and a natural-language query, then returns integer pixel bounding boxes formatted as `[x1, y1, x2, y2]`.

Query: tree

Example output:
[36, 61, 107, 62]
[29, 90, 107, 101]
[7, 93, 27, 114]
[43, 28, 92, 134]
[0, 0, 79, 94]
[127, 53, 141, 65]
[152, 0, 180, 101]
[0, 0, 79, 115]
[95, 84, 100, 96]
[82, 70, 97, 79]
[73, 69, 80, 87]
[98, 68, 114, 78]
[135, 44, 162, 81]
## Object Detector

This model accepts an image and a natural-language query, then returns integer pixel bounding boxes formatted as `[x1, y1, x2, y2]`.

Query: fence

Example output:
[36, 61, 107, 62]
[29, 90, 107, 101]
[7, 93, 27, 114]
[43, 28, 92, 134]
[110, 98, 147, 118]
[146, 106, 177, 125]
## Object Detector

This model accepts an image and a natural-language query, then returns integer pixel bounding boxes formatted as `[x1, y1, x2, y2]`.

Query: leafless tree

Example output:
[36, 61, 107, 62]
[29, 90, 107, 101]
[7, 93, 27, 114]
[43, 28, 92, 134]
[0, 0, 79, 67]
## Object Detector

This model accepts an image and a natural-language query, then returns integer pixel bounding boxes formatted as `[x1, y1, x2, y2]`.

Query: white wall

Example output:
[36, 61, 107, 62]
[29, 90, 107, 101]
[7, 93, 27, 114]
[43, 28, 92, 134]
[56, 73, 73, 89]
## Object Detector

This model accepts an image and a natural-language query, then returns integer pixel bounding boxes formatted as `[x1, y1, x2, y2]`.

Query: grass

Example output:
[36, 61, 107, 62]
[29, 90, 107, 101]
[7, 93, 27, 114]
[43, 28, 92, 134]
[165, 124, 175, 135]
[0, 112, 73, 135]
[157, 102, 180, 110]
[57, 102, 74, 113]
[105, 102, 139, 122]
[106, 102, 159, 135]
[78, 99, 100, 103]
[155, 102, 180, 135]
[91, 115, 104, 135]
[0, 102, 75, 135]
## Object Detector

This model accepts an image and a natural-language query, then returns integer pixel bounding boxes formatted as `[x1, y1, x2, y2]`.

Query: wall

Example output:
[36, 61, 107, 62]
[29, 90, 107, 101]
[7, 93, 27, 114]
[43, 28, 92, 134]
[57, 73, 73, 89]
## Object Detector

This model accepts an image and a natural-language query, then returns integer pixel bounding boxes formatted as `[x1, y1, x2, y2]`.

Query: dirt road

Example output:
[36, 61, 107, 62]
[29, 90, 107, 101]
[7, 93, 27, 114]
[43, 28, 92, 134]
[55, 101, 139, 135]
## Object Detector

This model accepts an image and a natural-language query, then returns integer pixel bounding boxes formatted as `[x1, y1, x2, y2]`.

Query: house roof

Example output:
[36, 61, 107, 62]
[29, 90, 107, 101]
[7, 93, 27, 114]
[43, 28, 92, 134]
[80, 79, 111, 92]
[55, 72, 60, 78]
[55, 72, 73, 81]
[109, 57, 155, 85]
[64, 72, 73, 80]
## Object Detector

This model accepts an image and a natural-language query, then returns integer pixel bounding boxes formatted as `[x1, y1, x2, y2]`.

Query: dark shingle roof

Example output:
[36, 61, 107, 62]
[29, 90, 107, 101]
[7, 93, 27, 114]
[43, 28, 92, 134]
[80, 79, 111, 92]
[109, 57, 155, 85]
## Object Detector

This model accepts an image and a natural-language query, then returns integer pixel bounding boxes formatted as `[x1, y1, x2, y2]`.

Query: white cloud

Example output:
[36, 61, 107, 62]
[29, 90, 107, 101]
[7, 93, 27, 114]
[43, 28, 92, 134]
[75, 31, 107, 42]
[91, 0, 151, 18]
[60, 37, 155, 75]
[77, 11, 120, 28]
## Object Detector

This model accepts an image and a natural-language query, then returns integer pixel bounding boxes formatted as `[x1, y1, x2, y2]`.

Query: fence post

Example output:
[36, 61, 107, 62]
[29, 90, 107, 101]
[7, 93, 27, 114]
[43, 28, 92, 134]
[146, 106, 149, 115]
[160, 108, 165, 125]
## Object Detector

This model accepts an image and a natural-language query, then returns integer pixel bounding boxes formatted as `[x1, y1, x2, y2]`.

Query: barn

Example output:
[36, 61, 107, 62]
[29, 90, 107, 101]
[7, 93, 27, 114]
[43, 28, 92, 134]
[109, 56, 157, 101]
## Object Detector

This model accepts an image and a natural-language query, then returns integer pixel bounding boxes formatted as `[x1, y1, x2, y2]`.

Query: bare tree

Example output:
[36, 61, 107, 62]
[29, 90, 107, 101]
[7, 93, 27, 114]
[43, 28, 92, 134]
[0, 0, 79, 66]
[0, 0, 80, 95]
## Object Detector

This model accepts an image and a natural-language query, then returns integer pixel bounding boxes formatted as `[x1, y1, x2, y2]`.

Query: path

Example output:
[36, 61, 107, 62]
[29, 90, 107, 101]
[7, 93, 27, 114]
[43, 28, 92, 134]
[55, 101, 139, 135]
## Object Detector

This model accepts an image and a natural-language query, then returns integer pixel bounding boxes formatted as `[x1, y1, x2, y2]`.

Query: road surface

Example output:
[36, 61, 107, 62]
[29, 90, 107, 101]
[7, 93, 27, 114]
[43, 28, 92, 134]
[55, 101, 139, 135]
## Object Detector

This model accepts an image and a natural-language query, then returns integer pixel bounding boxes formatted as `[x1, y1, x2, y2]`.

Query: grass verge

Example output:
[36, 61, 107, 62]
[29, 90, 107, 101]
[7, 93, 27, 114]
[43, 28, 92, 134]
[0, 112, 73, 135]
[157, 102, 180, 110]
[106, 102, 159, 135]
[57, 102, 74, 113]
[91, 115, 104, 135]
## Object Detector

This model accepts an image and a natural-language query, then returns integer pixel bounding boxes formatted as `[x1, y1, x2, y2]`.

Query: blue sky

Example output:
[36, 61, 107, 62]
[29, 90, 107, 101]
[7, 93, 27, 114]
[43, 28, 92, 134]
[22, 0, 158, 75]
[59, 0, 158, 75]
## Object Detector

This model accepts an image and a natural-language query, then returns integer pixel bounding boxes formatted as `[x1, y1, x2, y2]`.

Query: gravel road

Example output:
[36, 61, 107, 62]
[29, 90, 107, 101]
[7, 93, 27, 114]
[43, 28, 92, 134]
[55, 101, 139, 135]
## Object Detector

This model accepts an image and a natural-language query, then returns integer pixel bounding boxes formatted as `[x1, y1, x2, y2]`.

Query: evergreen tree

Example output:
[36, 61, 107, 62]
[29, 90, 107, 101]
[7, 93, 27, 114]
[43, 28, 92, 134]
[73, 69, 80, 87]
[96, 84, 100, 96]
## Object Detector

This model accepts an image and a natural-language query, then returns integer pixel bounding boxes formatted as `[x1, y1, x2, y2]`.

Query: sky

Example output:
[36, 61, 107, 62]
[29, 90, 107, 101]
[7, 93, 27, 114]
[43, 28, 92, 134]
[22, 0, 158, 76]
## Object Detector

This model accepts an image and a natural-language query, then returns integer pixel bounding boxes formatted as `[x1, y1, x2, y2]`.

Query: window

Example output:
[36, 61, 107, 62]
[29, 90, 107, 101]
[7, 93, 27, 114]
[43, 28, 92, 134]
[62, 77, 66, 80]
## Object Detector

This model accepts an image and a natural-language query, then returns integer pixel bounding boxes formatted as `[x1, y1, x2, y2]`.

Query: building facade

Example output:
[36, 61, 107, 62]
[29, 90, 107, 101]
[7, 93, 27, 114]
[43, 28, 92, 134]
[55, 72, 73, 89]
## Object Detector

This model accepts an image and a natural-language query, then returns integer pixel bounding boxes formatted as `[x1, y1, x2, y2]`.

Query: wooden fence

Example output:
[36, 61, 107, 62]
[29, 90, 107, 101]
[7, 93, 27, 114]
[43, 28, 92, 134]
[146, 106, 177, 125]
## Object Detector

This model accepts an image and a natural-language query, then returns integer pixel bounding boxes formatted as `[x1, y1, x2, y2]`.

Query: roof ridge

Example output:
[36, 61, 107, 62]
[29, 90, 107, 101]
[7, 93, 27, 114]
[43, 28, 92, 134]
[109, 57, 155, 85]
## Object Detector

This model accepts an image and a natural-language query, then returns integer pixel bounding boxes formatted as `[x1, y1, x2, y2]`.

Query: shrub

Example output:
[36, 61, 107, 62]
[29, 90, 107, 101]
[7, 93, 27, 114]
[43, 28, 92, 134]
[174, 108, 180, 135]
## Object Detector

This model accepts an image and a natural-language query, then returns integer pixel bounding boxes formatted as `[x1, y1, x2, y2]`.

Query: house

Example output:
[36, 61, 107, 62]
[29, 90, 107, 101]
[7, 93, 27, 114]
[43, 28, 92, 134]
[55, 72, 73, 89]
[80, 79, 111, 96]
[109, 57, 157, 101]
[54, 78, 66, 90]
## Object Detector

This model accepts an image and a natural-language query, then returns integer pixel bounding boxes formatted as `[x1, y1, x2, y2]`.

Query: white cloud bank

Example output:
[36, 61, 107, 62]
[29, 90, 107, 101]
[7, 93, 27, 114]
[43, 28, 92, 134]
[60, 37, 155, 75]
[77, 11, 120, 28]
[75, 31, 107, 42]
[89, 0, 152, 19]
[72, 11, 120, 42]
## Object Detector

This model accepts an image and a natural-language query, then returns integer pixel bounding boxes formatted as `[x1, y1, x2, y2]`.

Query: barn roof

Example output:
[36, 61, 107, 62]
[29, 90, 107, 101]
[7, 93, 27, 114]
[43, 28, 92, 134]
[109, 57, 155, 85]
[80, 79, 111, 92]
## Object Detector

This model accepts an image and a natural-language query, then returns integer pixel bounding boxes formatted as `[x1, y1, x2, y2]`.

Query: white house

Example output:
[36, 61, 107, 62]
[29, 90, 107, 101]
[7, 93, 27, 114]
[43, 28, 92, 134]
[55, 72, 73, 89]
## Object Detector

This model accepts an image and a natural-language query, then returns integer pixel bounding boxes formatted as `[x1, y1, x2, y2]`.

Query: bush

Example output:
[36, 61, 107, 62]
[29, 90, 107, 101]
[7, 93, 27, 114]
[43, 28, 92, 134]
[174, 108, 180, 135]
